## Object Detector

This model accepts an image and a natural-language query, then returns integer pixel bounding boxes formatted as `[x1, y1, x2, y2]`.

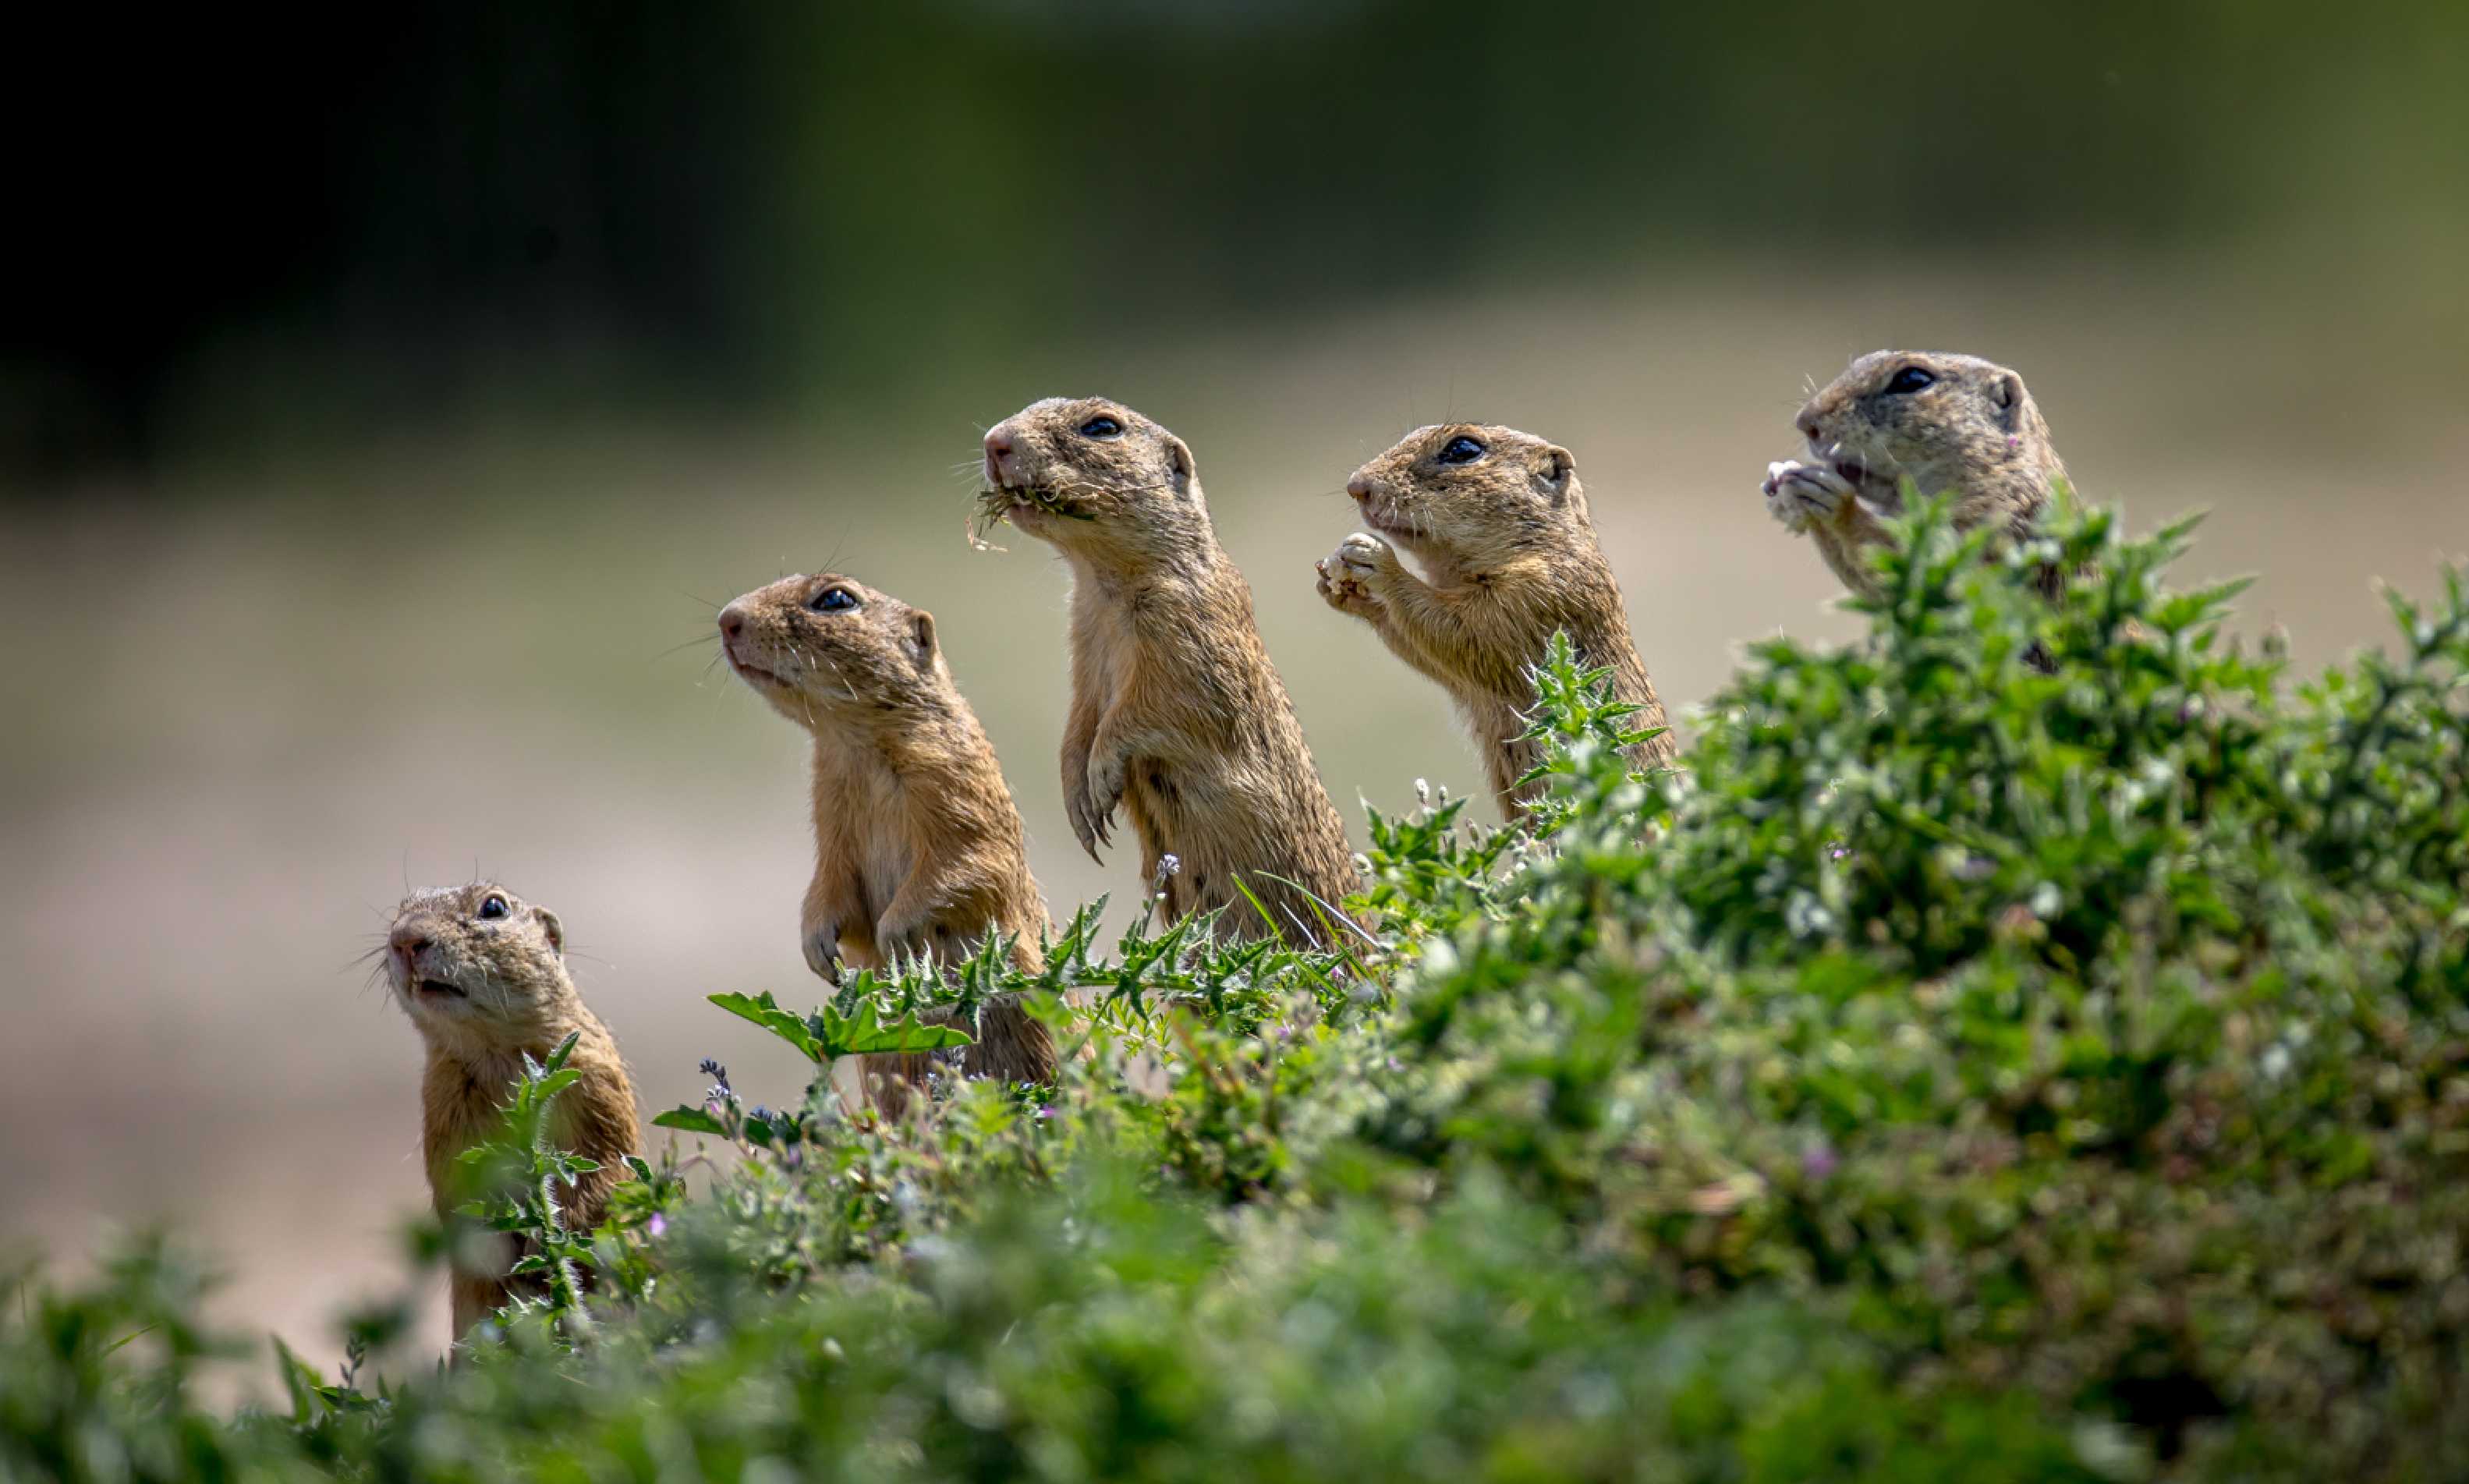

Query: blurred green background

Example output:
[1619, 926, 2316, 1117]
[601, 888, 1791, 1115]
[4, 0, 2464, 1377]
[12, 0, 2467, 465]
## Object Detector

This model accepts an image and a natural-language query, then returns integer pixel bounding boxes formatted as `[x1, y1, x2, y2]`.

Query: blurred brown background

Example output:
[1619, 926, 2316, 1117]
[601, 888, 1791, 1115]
[4, 2, 2465, 1377]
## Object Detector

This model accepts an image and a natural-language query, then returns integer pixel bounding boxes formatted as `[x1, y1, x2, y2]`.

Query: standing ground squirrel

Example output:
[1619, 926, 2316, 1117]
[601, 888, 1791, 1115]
[384, 883, 640, 1340]
[1762, 350, 2070, 599]
[977, 396, 1361, 945]
[1316, 423, 1677, 818]
[718, 572, 1058, 1104]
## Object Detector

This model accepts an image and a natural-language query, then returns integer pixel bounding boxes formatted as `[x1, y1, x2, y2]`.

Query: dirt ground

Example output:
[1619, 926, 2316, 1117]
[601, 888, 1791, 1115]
[5, 259, 2461, 1390]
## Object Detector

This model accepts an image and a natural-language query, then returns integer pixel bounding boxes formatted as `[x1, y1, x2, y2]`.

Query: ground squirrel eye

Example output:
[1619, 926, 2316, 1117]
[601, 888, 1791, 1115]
[1884, 366, 1936, 395]
[479, 894, 509, 920]
[1437, 434, 1486, 466]
[809, 587, 859, 614]
[1078, 416, 1123, 439]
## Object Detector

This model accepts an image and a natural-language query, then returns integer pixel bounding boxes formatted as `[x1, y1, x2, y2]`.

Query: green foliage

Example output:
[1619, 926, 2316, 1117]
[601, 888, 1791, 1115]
[446, 1030, 604, 1339]
[9, 499, 2468, 1480]
[705, 986, 979, 1064]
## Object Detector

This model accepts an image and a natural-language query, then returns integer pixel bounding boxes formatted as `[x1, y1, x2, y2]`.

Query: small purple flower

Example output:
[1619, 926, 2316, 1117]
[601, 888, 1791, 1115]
[647, 1213, 668, 1238]
[1802, 1144, 1839, 1181]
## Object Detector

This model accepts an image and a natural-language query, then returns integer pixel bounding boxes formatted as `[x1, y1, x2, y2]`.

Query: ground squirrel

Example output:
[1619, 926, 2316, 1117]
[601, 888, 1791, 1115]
[718, 572, 1058, 1105]
[977, 396, 1361, 945]
[384, 883, 640, 1339]
[1316, 423, 1677, 818]
[1762, 350, 2070, 599]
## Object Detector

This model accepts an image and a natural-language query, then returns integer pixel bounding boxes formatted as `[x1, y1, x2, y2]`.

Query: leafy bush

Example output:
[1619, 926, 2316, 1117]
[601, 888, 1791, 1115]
[7, 499, 2467, 1482]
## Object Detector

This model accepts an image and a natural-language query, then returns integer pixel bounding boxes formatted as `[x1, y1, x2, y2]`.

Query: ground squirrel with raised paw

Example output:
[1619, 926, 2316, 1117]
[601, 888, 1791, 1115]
[1319, 423, 1676, 817]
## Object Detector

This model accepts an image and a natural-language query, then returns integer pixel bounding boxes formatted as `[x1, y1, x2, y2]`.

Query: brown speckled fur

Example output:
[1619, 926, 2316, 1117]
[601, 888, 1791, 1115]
[1766, 349, 2070, 599]
[979, 396, 1362, 946]
[1318, 423, 1677, 819]
[385, 884, 639, 1341]
[718, 572, 1058, 1110]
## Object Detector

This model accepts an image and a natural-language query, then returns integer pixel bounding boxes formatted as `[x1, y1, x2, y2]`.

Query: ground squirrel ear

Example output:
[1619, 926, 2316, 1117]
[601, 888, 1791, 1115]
[1164, 435, 1196, 495]
[535, 908, 564, 956]
[908, 610, 937, 664]
[1989, 372, 2025, 432]
[1537, 446, 1575, 501]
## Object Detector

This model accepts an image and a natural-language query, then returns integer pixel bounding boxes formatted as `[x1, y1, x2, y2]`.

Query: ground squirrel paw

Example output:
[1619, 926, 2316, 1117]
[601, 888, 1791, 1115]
[1316, 532, 1387, 611]
[1762, 459, 1853, 532]
[1065, 776, 1114, 862]
[801, 922, 842, 983]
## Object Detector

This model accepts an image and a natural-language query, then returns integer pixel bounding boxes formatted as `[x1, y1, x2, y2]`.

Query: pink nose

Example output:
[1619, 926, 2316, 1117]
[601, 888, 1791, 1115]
[1346, 473, 1372, 498]
[983, 429, 1020, 486]
[718, 604, 746, 641]
[389, 925, 430, 965]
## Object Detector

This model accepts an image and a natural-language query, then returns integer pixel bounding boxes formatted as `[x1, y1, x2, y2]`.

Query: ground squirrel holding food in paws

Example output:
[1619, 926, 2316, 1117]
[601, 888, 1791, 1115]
[1319, 423, 1676, 818]
[1764, 350, 2070, 600]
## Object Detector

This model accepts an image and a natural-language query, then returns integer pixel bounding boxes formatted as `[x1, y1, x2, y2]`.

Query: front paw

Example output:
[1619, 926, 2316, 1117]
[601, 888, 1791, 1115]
[1065, 770, 1116, 862]
[801, 920, 842, 983]
[1075, 753, 1128, 857]
[1762, 460, 1855, 532]
[1316, 533, 1388, 615]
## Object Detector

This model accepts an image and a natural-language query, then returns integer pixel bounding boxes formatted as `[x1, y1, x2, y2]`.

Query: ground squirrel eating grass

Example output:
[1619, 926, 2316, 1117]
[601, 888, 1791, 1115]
[1763, 350, 2070, 600]
[384, 882, 639, 1340]
[718, 571, 1058, 1107]
[977, 396, 1361, 945]
[1318, 423, 1677, 818]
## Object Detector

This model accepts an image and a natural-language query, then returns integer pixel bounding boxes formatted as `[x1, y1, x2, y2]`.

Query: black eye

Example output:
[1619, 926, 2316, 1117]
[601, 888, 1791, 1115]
[479, 895, 509, 920]
[1884, 366, 1936, 395]
[1436, 435, 1486, 466]
[808, 587, 859, 613]
[1078, 416, 1122, 439]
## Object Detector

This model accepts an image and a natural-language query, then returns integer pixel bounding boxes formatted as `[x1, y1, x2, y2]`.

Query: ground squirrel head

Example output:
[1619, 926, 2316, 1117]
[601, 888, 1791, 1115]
[385, 883, 576, 1049]
[978, 397, 1206, 563]
[1345, 423, 1585, 572]
[1794, 350, 2056, 511]
[717, 572, 950, 731]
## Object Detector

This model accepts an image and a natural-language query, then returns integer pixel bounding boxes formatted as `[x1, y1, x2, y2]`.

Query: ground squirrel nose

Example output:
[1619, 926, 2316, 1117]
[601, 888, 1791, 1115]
[718, 605, 746, 641]
[1795, 414, 1823, 444]
[389, 926, 430, 962]
[982, 430, 1019, 490]
[1345, 473, 1371, 498]
[983, 428, 1018, 482]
